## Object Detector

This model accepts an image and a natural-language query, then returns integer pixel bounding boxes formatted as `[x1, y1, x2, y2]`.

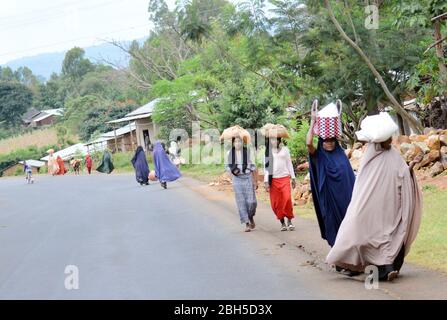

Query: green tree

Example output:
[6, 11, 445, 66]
[61, 47, 94, 81]
[0, 82, 33, 127]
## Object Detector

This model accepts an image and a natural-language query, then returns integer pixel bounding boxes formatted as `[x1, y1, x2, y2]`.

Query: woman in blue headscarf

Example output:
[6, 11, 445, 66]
[131, 146, 150, 185]
[152, 141, 181, 189]
[307, 101, 355, 248]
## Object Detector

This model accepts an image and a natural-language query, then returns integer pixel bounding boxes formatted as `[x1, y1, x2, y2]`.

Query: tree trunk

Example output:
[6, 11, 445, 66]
[323, 0, 424, 133]
[433, 20, 447, 85]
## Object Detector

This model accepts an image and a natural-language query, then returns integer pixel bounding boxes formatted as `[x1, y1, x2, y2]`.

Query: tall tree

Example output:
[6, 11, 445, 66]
[0, 82, 33, 127]
[61, 47, 94, 81]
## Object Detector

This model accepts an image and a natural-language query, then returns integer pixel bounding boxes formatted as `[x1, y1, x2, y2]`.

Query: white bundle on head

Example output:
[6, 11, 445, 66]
[317, 102, 339, 117]
[355, 112, 398, 143]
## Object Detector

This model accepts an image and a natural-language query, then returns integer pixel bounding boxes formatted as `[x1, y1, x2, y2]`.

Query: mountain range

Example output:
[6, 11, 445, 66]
[2, 37, 147, 80]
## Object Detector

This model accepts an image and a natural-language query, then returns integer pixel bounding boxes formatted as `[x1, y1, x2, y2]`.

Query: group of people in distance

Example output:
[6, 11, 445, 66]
[224, 100, 422, 282]
[37, 149, 94, 178]
[37, 140, 180, 190]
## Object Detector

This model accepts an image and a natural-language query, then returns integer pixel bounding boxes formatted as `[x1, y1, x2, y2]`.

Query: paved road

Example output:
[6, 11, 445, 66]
[0, 174, 392, 299]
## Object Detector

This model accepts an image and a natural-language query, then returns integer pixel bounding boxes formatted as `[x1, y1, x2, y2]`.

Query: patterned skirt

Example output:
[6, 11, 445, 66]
[232, 174, 257, 224]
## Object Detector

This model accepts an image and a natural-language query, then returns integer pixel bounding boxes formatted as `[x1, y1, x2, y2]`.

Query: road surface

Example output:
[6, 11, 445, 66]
[0, 174, 409, 299]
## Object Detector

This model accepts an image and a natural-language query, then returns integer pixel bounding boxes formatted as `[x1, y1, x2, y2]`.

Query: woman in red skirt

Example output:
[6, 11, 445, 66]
[264, 136, 296, 231]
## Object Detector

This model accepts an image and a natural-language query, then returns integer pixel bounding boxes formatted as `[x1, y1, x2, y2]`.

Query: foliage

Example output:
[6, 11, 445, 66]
[78, 104, 136, 141]
[0, 82, 33, 127]
[286, 120, 312, 161]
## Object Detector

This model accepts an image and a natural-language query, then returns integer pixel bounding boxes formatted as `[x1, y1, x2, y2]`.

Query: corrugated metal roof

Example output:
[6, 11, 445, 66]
[101, 122, 136, 138]
[107, 113, 151, 124]
[30, 109, 64, 122]
[40, 143, 88, 161]
[126, 99, 160, 116]
[19, 160, 46, 167]
[106, 99, 162, 124]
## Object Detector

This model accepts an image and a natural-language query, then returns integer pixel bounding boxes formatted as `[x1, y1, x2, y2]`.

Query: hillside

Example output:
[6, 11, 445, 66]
[2, 38, 146, 80]
[0, 128, 77, 154]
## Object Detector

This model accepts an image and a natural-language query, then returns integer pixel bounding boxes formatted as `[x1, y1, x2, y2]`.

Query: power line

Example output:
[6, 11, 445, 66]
[0, 0, 134, 30]
[0, 0, 125, 21]
[0, 24, 150, 59]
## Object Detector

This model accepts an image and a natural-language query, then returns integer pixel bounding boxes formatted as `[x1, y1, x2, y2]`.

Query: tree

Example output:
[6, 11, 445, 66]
[78, 104, 135, 141]
[34, 73, 65, 110]
[321, 0, 424, 133]
[61, 47, 94, 81]
[0, 82, 33, 127]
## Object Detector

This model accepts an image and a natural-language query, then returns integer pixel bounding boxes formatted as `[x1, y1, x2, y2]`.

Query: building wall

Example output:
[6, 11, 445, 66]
[33, 115, 55, 127]
[136, 118, 158, 151]
[106, 132, 137, 152]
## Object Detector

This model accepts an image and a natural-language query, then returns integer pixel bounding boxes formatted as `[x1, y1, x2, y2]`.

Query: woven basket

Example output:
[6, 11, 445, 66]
[313, 99, 343, 139]
[220, 125, 251, 144]
[260, 123, 290, 139]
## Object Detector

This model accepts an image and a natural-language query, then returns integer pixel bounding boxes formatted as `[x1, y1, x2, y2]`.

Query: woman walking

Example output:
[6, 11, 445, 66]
[131, 146, 150, 186]
[307, 100, 355, 247]
[85, 154, 93, 174]
[47, 149, 59, 176]
[222, 126, 258, 232]
[57, 156, 67, 175]
[96, 150, 114, 174]
[326, 113, 423, 281]
[152, 141, 181, 189]
[262, 124, 296, 231]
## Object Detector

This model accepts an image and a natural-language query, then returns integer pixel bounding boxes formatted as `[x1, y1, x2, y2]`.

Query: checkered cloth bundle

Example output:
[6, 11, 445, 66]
[313, 100, 343, 139]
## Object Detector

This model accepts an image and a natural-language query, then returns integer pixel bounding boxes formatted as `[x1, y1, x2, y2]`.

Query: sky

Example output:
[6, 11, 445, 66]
[0, 0, 257, 65]
[0, 0, 179, 64]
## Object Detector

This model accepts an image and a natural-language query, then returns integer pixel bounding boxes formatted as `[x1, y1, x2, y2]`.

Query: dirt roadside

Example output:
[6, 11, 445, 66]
[180, 176, 447, 300]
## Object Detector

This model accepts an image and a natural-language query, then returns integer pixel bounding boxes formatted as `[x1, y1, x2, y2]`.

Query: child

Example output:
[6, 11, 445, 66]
[23, 161, 34, 184]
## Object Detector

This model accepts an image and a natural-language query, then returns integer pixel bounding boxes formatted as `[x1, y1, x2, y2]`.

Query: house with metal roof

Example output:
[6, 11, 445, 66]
[23, 108, 64, 127]
[107, 99, 161, 151]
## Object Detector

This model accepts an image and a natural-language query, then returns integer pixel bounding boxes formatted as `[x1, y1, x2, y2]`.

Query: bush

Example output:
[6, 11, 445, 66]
[286, 120, 315, 162]
[14, 167, 23, 176]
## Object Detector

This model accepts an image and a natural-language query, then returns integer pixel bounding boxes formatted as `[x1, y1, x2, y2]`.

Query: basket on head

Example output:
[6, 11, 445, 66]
[47, 148, 55, 154]
[260, 123, 290, 139]
[313, 99, 343, 139]
[220, 125, 251, 144]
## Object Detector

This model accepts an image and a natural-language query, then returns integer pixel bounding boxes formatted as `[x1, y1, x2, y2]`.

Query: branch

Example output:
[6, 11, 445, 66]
[431, 12, 447, 22]
[323, 0, 423, 133]
[424, 35, 447, 54]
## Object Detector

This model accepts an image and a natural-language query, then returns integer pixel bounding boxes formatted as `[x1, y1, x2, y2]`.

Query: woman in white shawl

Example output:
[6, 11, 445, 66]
[47, 149, 59, 176]
[326, 113, 423, 281]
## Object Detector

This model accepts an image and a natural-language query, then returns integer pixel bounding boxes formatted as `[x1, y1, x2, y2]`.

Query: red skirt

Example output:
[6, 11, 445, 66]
[269, 176, 294, 220]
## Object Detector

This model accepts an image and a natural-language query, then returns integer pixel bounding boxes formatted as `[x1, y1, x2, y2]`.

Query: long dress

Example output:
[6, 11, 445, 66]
[225, 147, 257, 224]
[131, 146, 150, 185]
[96, 151, 114, 174]
[56, 156, 67, 175]
[47, 155, 59, 175]
[309, 138, 355, 246]
[85, 155, 93, 174]
[264, 146, 295, 220]
[326, 143, 423, 272]
[152, 141, 181, 182]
